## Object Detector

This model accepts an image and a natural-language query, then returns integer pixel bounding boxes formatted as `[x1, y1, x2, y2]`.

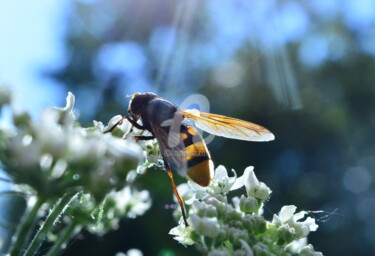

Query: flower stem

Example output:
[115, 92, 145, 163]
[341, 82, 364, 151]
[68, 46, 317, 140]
[45, 222, 77, 256]
[9, 196, 44, 256]
[24, 192, 78, 256]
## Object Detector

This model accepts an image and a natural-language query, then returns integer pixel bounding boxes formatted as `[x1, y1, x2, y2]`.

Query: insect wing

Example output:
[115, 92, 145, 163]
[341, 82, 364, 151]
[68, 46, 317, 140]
[149, 121, 188, 177]
[182, 109, 275, 142]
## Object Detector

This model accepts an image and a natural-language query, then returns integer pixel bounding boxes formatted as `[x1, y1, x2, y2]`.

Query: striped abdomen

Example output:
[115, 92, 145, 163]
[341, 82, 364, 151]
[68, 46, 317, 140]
[180, 125, 214, 186]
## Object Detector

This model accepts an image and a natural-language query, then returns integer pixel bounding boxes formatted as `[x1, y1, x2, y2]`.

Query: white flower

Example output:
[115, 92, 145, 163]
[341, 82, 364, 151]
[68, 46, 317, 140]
[144, 140, 159, 164]
[176, 183, 196, 205]
[169, 218, 195, 245]
[210, 165, 238, 194]
[110, 186, 152, 218]
[239, 166, 272, 200]
[106, 135, 142, 161]
[9, 133, 41, 168]
[273, 205, 319, 239]
[285, 238, 308, 254]
[93, 120, 105, 132]
[49, 91, 76, 125]
[103, 115, 131, 136]
[187, 165, 244, 197]
[299, 244, 324, 256]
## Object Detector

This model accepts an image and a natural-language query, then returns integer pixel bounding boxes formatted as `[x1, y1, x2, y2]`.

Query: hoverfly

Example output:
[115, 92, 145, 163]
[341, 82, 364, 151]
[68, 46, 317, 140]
[105, 92, 274, 227]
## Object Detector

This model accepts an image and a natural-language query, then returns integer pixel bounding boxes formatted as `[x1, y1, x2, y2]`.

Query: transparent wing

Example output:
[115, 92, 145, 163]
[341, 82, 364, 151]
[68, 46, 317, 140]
[149, 121, 188, 177]
[182, 109, 275, 142]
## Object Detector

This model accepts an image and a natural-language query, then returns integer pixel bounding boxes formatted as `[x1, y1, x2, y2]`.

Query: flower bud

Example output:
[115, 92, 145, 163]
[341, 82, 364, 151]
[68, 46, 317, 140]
[253, 242, 271, 256]
[214, 227, 229, 247]
[228, 228, 249, 249]
[276, 225, 295, 245]
[239, 195, 259, 214]
[190, 215, 220, 238]
[222, 207, 242, 223]
[205, 196, 227, 216]
[243, 215, 267, 234]
[12, 110, 32, 128]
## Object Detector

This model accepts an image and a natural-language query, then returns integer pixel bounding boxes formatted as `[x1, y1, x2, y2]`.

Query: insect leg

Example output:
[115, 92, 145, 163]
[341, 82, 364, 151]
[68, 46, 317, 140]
[165, 167, 189, 227]
[104, 116, 145, 134]
[127, 117, 145, 130]
[133, 135, 155, 141]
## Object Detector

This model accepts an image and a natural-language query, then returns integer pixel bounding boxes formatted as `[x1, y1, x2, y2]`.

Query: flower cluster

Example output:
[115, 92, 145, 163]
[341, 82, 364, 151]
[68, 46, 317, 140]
[0, 86, 152, 256]
[0, 88, 142, 201]
[63, 170, 152, 236]
[170, 166, 323, 256]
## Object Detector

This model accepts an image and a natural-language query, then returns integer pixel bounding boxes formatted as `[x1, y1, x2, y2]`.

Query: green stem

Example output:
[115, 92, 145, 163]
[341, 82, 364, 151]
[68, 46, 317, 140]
[9, 197, 44, 256]
[45, 222, 78, 256]
[24, 192, 78, 256]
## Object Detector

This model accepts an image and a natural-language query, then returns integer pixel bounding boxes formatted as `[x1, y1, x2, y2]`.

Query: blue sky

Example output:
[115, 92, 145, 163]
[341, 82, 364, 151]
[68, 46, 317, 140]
[0, 0, 70, 118]
[0, 0, 70, 189]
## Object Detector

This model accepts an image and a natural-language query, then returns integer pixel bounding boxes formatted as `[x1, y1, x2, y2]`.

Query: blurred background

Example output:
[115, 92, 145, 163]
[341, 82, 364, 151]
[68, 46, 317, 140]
[1, 0, 375, 255]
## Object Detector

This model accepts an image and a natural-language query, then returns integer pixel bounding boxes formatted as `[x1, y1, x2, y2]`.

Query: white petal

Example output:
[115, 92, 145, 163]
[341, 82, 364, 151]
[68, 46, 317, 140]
[93, 120, 105, 132]
[185, 194, 197, 205]
[214, 165, 228, 180]
[247, 170, 259, 186]
[272, 214, 282, 224]
[299, 244, 323, 256]
[279, 205, 297, 222]
[188, 180, 207, 192]
[226, 168, 237, 187]
[231, 174, 244, 191]
[169, 226, 181, 236]
[254, 182, 272, 200]
[286, 238, 307, 253]
[294, 210, 307, 221]
[304, 217, 319, 232]
[299, 224, 311, 238]
[106, 115, 123, 129]
[64, 92, 75, 112]
[244, 166, 258, 188]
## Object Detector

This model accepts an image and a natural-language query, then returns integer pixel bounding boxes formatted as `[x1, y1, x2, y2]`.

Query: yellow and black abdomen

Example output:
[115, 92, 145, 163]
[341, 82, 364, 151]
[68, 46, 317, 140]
[180, 125, 214, 187]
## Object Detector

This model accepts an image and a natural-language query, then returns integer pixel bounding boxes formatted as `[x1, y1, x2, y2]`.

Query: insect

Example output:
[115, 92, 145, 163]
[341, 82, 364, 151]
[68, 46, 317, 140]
[105, 92, 274, 227]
